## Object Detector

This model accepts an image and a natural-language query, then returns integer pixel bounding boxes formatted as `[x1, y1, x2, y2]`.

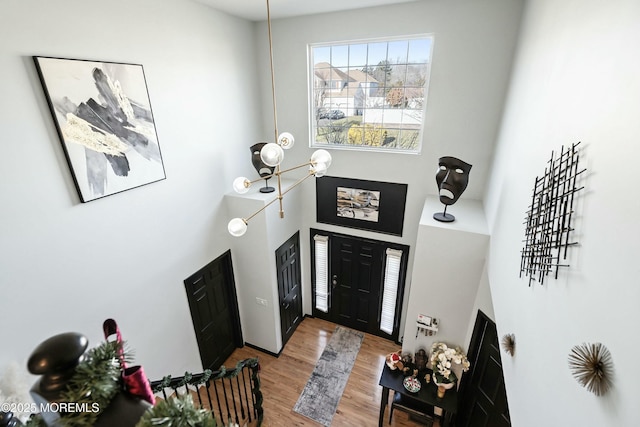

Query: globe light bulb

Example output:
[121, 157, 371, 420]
[228, 218, 248, 237]
[233, 177, 250, 194]
[311, 162, 327, 177]
[260, 143, 284, 167]
[311, 149, 332, 169]
[278, 132, 295, 150]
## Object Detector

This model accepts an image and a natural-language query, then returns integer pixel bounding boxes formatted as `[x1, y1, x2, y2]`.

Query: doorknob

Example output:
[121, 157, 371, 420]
[332, 275, 338, 289]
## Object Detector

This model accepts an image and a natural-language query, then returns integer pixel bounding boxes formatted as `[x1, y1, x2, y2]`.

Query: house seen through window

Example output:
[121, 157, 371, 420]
[309, 35, 433, 153]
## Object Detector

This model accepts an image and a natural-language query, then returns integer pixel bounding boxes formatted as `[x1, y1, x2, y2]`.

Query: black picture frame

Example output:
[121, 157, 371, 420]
[316, 176, 407, 236]
[33, 56, 165, 203]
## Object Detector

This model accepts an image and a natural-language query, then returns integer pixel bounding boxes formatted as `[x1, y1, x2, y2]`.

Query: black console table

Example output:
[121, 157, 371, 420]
[378, 364, 458, 427]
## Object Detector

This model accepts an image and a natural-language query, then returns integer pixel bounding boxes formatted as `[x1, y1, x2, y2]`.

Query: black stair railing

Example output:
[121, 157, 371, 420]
[149, 358, 263, 426]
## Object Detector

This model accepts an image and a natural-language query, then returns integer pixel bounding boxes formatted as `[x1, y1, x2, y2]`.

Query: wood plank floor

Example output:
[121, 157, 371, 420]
[223, 316, 441, 427]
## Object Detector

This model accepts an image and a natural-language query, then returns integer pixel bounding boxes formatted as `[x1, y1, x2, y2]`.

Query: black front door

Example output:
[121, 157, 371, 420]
[184, 251, 243, 371]
[311, 229, 408, 341]
[329, 234, 383, 335]
[276, 232, 303, 346]
[457, 310, 511, 427]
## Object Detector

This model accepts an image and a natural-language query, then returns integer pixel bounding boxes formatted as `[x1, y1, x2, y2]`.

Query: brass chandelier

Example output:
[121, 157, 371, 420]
[227, 0, 332, 237]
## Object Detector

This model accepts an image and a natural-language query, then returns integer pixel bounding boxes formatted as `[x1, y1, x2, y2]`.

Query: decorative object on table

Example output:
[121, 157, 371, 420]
[501, 333, 516, 357]
[416, 314, 439, 337]
[568, 342, 613, 396]
[434, 380, 456, 399]
[293, 326, 364, 426]
[399, 353, 416, 377]
[385, 350, 403, 370]
[102, 319, 155, 405]
[316, 176, 408, 236]
[414, 348, 428, 371]
[33, 56, 166, 203]
[227, 0, 332, 237]
[433, 156, 472, 222]
[424, 373, 431, 384]
[250, 142, 276, 193]
[520, 142, 586, 286]
[429, 342, 471, 398]
[402, 376, 421, 393]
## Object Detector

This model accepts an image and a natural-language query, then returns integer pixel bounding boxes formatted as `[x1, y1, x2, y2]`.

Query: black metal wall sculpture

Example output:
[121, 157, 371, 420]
[520, 142, 586, 286]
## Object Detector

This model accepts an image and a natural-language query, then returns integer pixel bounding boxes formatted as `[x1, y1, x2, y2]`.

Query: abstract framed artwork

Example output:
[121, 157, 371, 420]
[33, 56, 166, 202]
[316, 176, 407, 236]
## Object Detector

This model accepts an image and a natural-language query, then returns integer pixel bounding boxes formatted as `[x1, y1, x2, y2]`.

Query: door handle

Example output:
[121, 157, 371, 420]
[332, 275, 338, 289]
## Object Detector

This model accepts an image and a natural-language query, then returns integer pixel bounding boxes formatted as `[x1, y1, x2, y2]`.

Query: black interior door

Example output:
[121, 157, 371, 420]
[329, 234, 383, 335]
[276, 231, 303, 347]
[457, 310, 511, 427]
[184, 251, 243, 371]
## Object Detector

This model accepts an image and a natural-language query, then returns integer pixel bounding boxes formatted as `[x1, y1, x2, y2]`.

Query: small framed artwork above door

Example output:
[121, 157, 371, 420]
[310, 228, 409, 342]
[316, 176, 408, 236]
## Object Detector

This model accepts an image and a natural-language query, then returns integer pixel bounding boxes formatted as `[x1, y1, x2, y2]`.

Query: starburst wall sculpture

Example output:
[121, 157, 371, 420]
[568, 342, 614, 396]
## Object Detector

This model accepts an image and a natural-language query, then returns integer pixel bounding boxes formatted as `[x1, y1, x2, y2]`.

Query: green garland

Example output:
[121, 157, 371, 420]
[22, 346, 260, 427]
[25, 341, 124, 427]
[149, 358, 262, 427]
[151, 358, 258, 393]
[151, 369, 213, 394]
[134, 394, 217, 427]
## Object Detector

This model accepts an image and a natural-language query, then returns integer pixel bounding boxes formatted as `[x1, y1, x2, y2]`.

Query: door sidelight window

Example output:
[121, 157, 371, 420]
[314, 234, 330, 313]
[380, 248, 402, 334]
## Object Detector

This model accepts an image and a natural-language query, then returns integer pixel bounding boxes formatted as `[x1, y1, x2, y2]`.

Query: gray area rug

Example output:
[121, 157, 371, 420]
[293, 326, 364, 426]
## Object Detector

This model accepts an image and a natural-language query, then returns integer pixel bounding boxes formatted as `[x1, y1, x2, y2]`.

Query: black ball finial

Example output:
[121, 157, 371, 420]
[27, 332, 88, 396]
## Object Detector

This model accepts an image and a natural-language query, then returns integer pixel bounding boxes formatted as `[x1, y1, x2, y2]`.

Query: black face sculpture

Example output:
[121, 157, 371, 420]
[435, 156, 472, 205]
[251, 143, 275, 178]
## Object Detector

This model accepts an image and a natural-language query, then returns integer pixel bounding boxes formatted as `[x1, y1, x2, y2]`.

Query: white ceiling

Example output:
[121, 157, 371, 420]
[194, 0, 421, 21]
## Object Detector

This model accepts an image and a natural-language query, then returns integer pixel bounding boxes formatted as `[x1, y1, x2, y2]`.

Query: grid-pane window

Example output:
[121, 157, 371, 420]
[309, 35, 433, 153]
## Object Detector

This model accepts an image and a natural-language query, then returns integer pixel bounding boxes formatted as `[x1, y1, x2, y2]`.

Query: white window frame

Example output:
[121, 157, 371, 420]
[308, 34, 434, 154]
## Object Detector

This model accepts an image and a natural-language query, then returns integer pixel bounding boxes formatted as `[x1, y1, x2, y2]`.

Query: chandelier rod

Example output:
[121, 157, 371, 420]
[244, 170, 316, 223]
[266, 0, 278, 142]
[265, 0, 286, 217]
[245, 161, 314, 187]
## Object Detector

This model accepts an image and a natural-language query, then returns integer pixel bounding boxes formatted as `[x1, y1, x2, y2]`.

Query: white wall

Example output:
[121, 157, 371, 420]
[402, 196, 489, 355]
[485, 0, 640, 425]
[0, 0, 261, 379]
[261, 0, 524, 328]
[225, 179, 305, 354]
